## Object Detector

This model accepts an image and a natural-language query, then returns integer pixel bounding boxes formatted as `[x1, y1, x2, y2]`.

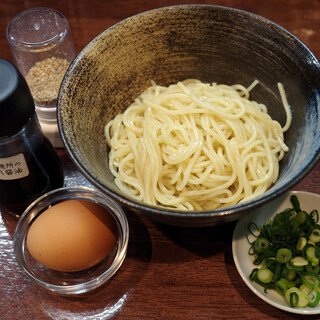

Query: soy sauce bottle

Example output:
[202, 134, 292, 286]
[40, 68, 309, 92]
[0, 58, 64, 218]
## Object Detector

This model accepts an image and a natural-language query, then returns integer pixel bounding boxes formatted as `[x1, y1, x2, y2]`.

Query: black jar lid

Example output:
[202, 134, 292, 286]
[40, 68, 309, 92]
[0, 58, 34, 137]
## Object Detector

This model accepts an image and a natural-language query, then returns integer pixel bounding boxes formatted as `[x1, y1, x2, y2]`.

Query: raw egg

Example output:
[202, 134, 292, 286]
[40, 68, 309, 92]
[26, 199, 118, 272]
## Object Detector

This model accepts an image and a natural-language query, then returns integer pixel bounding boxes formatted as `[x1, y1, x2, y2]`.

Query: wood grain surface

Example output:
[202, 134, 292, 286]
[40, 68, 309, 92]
[1, 0, 320, 319]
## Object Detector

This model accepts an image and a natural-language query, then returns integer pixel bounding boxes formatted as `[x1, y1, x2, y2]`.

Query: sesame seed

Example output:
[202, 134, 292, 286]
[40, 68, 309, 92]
[25, 57, 70, 107]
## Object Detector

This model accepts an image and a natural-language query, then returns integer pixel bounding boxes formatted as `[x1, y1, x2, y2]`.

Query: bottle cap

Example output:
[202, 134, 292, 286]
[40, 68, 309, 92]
[0, 58, 35, 137]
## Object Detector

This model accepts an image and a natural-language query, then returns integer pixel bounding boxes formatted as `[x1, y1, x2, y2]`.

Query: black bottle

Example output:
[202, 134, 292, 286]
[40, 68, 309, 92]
[0, 58, 64, 218]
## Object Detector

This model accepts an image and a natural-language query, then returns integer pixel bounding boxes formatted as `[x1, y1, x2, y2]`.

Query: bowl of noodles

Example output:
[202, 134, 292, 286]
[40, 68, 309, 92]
[58, 5, 320, 227]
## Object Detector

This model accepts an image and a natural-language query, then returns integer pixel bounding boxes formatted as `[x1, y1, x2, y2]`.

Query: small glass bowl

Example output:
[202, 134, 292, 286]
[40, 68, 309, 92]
[14, 186, 129, 295]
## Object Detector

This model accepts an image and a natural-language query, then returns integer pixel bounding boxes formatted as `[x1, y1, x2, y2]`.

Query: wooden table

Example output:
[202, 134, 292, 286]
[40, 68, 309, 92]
[1, 0, 320, 319]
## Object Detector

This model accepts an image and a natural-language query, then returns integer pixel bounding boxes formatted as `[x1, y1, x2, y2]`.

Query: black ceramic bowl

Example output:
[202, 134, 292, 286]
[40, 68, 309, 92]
[58, 5, 320, 227]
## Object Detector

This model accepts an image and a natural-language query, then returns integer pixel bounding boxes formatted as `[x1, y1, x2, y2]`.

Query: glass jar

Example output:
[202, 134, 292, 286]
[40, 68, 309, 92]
[6, 7, 76, 147]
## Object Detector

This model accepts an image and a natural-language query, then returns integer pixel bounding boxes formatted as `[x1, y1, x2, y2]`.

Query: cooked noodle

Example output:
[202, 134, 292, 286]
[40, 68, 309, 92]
[104, 79, 291, 210]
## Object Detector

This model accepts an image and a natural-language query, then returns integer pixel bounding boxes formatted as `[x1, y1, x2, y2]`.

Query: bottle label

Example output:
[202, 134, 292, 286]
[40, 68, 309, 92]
[0, 153, 29, 180]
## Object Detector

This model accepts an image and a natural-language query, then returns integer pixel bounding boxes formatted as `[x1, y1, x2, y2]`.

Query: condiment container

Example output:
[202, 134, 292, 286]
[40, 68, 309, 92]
[6, 7, 76, 147]
[0, 58, 64, 218]
[14, 186, 129, 295]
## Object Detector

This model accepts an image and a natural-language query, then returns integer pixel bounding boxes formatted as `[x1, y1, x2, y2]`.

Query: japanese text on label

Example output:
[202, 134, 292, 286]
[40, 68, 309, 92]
[0, 153, 29, 180]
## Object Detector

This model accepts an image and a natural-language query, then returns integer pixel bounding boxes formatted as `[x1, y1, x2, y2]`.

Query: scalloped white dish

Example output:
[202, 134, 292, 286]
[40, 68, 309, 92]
[232, 190, 320, 315]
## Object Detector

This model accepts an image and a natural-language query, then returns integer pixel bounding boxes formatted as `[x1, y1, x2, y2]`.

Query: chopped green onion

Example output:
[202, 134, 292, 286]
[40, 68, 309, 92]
[247, 222, 260, 238]
[308, 289, 320, 307]
[290, 292, 299, 308]
[305, 245, 320, 266]
[306, 246, 316, 260]
[309, 230, 320, 243]
[296, 211, 307, 224]
[282, 267, 296, 281]
[291, 256, 308, 267]
[285, 287, 300, 307]
[272, 263, 282, 282]
[254, 237, 270, 253]
[296, 237, 307, 251]
[299, 284, 312, 295]
[301, 273, 320, 288]
[286, 287, 310, 308]
[297, 291, 310, 308]
[265, 258, 277, 271]
[275, 278, 289, 296]
[287, 269, 296, 281]
[290, 195, 301, 212]
[305, 264, 320, 274]
[311, 210, 319, 223]
[256, 268, 273, 284]
[276, 248, 292, 264]
[247, 195, 320, 309]
[286, 262, 304, 272]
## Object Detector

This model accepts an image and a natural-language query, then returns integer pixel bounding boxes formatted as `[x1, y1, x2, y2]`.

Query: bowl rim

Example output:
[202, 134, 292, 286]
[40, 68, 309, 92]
[57, 4, 320, 221]
[14, 186, 129, 295]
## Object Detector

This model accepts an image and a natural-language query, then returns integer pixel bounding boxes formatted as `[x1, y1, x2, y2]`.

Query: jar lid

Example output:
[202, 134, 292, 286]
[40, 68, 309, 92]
[0, 58, 34, 137]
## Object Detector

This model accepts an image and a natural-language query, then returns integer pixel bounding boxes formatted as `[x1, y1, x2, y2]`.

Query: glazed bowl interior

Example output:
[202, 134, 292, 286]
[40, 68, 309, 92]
[58, 5, 320, 227]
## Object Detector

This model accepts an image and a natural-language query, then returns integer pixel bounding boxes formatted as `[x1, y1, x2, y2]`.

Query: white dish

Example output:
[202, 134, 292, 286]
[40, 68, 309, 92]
[232, 190, 320, 315]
